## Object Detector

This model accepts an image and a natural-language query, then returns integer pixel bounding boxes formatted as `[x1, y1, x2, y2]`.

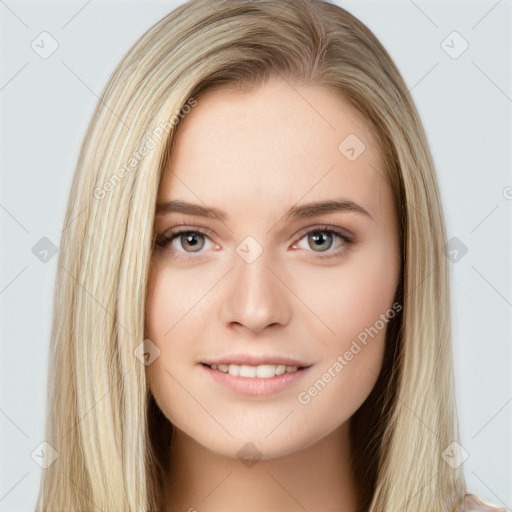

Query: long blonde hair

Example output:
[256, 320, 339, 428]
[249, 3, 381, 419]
[36, 0, 466, 510]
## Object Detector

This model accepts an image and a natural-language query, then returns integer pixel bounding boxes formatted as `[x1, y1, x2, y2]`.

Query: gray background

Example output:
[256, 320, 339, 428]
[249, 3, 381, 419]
[1, 0, 511, 510]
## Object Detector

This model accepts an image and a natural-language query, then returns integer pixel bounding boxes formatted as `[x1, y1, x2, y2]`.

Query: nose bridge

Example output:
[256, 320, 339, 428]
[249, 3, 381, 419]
[220, 244, 291, 332]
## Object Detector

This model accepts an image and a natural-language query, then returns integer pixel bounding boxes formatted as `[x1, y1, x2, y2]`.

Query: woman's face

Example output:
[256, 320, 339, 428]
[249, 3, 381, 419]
[145, 79, 401, 460]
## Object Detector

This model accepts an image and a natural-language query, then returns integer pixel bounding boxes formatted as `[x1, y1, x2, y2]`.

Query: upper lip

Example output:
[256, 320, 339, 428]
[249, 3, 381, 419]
[201, 354, 312, 368]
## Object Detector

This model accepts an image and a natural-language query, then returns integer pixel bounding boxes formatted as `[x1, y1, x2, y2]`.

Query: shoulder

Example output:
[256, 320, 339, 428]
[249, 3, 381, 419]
[459, 493, 508, 511]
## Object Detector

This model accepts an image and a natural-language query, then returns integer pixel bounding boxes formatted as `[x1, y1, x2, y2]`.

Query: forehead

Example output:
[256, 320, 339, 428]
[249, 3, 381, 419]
[158, 79, 389, 223]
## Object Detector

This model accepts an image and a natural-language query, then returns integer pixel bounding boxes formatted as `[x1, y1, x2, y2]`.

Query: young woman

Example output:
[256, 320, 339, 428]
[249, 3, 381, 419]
[35, 0, 507, 510]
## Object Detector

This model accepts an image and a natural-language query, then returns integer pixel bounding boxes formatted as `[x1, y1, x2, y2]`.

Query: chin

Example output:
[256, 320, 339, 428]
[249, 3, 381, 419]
[183, 425, 330, 463]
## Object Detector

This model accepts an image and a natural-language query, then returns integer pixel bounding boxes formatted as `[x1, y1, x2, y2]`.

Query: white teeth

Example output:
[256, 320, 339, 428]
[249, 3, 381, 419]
[256, 364, 276, 378]
[209, 363, 299, 378]
[228, 364, 240, 376]
[240, 365, 257, 377]
[275, 365, 286, 375]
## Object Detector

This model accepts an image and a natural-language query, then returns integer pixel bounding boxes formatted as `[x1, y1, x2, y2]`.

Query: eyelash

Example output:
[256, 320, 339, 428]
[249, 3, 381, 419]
[154, 225, 355, 262]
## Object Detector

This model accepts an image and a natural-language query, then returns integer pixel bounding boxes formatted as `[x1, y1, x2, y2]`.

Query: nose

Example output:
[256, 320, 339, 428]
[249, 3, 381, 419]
[219, 250, 292, 334]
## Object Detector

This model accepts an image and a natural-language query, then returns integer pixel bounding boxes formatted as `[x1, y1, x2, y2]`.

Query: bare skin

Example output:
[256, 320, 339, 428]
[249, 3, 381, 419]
[145, 79, 401, 512]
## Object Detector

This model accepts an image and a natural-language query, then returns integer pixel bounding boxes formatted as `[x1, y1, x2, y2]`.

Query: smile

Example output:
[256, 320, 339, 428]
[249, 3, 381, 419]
[200, 362, 312, 396]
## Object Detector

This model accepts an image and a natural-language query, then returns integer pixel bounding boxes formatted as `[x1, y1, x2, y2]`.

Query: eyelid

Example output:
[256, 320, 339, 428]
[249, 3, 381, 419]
[293, 224, 355, 244]
[156, 223, 353, 243]
[155, 225, 216, 250]
[155, 224, 214, 242]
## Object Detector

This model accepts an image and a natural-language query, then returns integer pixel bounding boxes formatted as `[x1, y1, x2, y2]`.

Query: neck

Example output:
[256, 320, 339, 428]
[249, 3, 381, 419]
[163, 421, 361, 512]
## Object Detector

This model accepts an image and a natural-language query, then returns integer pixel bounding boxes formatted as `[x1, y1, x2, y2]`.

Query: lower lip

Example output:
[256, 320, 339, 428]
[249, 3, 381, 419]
[201, 364, 311, 396]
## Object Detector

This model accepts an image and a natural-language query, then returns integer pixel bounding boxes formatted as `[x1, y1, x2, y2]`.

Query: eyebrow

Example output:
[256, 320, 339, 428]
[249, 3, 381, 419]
[155, 198, 374, 222]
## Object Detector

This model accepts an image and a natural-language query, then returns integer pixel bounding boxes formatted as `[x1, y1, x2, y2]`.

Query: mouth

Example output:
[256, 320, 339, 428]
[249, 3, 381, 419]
[199, 358, 313, 396]
[201, 362, 309, 379]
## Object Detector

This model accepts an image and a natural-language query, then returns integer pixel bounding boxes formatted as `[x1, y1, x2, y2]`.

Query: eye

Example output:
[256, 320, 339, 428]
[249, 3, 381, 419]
[154, 225, 355, 261]
[292, 227, 354, 259]
[155, 228, 217, 260]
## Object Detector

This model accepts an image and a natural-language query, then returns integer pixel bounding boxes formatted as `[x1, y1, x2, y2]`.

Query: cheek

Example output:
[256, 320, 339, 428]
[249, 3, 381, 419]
[292, 241, 399, 413]
[144, 266, 191, 406]
[295, 343, 385, 434]
[144, 263, 219, 420]
[293, 239, 399, 354]
[145, 262, 210, 339]
[144, 259, 226, 379]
